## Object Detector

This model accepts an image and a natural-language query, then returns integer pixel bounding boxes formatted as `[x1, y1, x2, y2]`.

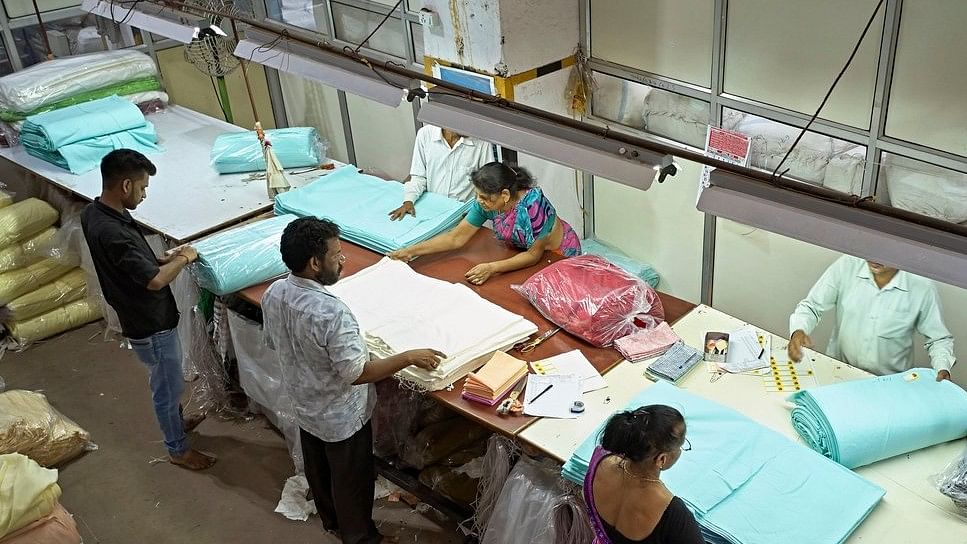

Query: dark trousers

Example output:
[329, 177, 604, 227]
[300, 422, 381, 544]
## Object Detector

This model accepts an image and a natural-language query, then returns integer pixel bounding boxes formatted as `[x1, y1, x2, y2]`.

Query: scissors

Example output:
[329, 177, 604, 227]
[514, 327, 561, 354]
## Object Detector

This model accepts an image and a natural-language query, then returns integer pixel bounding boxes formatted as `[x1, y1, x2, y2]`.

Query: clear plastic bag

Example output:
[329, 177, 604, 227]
[210, 127, 329, 174]
[933, 445, 967, 516]
[0, 198, 58, 250]
[5, 298, 101, 347]
[5, 268, 87, 322]
[480, 456, 568, 544]
[418, 459, 482, 507]
[401, 419, 491, 470]
[0, 390, 93, 467]
[512, 254, 666, 347]
[0, 257, 74, 306]
[581, 238, 660, 288]
[0, 227, 56, 273]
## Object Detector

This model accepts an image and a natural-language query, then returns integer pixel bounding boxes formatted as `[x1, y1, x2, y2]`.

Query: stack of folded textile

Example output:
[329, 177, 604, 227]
[211, 128, 328, 174]
[21, 96, 161, 174]
[329, 258, 537, 391]
[790, 368, 967, 469]
[274, 165, 472, 254]
[190, 214, 299, 296]
[614, 321, 681, 362]
[462, 352, 529, 405]
[563, 381, 884, 544]
[0, 453, 81, 544]
[0, 50, 167, 133]
[581, 238, 660, 288]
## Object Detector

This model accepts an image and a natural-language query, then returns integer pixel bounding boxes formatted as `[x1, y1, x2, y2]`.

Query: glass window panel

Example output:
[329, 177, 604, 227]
[722, 108, 867, 194]
[346, 92, 415, 179]
[724, 0, 881, 129]
[0, 39, 13, 76]
[589, 0, 713, 87]
[591, 71, 709, 148]
[264, 0, 327, 34]
[12, 14, 141, 69]
[878, 153, 967, 225]
[410, 21, 423, 64]
[885, 0, 967, 158]
[3, 0, 78, 19]
[331, 1, 406, 59]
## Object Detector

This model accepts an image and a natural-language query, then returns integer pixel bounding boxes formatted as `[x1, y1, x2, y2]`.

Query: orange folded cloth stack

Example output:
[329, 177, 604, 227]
[462, 352, 529, 406]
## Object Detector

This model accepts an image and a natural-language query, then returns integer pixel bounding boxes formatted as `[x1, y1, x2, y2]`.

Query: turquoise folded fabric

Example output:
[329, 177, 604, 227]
[564, 381, 884, 544]
[791, 368, 967, 469]
[210, 127, 327, 174]
[21, 95, 160, 174]
[190, 214, 298, 296]
[581, 238, 660, 288]
[274, 165, 472, 254]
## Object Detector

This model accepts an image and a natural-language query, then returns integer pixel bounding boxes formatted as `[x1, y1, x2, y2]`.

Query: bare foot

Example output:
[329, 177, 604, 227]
[170, 449, 216, 470]
[183, 412, 207, 432]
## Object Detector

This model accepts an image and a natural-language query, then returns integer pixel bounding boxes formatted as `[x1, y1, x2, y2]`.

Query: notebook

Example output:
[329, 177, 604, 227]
[646, 341, 703, 383]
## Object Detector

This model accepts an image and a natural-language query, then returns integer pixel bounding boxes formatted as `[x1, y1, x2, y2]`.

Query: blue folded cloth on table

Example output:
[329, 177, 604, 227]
[564, 381, 884, 544]
[581, 238, 660, 288]
[791, 368, 967, 469]
[274, 165, 472, 254]
[210, 127, 328, 174]
[20, 95, 160, 174]
[190, 214, 298, 296]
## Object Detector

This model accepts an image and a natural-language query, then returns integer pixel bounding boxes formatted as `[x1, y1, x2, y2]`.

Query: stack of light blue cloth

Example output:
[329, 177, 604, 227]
[210, 127, 328, 174]
[791, 368, 967, 469]
[190, 214, 298, 296]
[274, 165, 472, 254]
[20, 95, 160, 174]
[563, 381, 884, 544]
[581, 238, 660, 288]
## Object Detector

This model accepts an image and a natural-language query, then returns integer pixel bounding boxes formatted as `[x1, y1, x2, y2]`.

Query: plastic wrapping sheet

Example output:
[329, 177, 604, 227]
[0, 50, 158, 114]
[0, 502, 80, 544]
[190, 215, 298, 296]
[0, 453, 61, 539]
[0, 390, 92, 467]
[480, 457, 568, 544]
[0, 77, 163, 123]
[211, 127, 328, 174]
[0, 258, 74, 306]
[471, 434, 519, 536]
[790, 368, 967, 469]
[5, 268, 87, 322]
[512, 255, 665, 347]
[0, 198, 58, 250]
[5, 298, 101, 346]
[6, 91, 170, 133]
[371, 379, 434, 460]
[418, 461, 482, 507]
[581, 238, 660, 288]
[146, 235, 200, 381]
[934, 445, 967, 516]
[0, 227, 56, 273]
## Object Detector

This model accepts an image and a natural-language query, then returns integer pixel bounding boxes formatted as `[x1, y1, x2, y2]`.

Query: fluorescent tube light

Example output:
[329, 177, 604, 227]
[697, 169, 967, 289]
[81, 0, 203, 43]
[417, 93, 662, 191]
[234, 27, 409, 107]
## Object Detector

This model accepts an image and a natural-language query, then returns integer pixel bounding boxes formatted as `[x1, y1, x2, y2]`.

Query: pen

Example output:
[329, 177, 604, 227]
[530, 384, 554, 404]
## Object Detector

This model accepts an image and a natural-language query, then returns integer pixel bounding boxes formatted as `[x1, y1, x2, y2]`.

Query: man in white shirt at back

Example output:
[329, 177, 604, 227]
[388, 124, 494, 220]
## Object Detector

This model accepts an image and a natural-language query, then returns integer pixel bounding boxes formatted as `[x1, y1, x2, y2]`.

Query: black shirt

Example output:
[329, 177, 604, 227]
[601, 497, 705, 544]
[81, 199, 179, 339]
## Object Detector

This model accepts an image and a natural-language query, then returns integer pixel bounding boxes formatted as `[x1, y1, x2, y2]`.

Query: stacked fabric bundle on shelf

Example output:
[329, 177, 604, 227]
[20, 96, 161, 174]
[791, 368, 967, 469]
[563, 381, 884, 544]
[462, 352, 528, 406]
[211, 128, 328, 174]
[614, 321, 682, 362]
[0, 453, 81, 544]
[274, 165, 472, 254]
[190, 214, 298, 296]
[328, 258, 537, 391]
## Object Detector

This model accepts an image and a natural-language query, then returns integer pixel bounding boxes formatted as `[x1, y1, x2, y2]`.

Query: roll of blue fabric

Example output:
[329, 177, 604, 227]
[210, 127, 327, 174]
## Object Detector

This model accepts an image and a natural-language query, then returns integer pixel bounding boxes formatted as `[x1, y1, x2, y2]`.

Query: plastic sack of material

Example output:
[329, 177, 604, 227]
[190, 214, 298, 296]
[371, 379, 433, 460]
[933, 445, 967, 516]
[0, 390, 92, 467]
[0, 77, 163, 123]
[418, 462, 481, 507]
[882, 153, 967, 224]
[0, 50, 158, 114]
[5, 298, 101, 346]
[5, 268, 87, 322]
[0, 198, 58, 250]
[211, 127, 328, 174]
[0, 191, 11, 210]
[0, 502, 80, 544]
[0, 453, 61, 539]
[0, 227, 56, 273]
[581, 238, 660, 288]
[401, 419, 491, 470]
[0, 258, 74, 306]
[480, 457, 567, 544]
[791, 368, 967, 469]
[512, 255, 665, 347]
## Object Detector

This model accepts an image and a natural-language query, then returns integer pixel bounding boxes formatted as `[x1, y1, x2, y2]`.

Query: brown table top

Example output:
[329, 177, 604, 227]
[237, 230, 696, 437]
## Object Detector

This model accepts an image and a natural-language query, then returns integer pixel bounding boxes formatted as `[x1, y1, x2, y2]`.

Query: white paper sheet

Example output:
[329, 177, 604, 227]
[719, 326, 770, 373]
[523, 374, 581, 419]
[532, 349, 607, 393]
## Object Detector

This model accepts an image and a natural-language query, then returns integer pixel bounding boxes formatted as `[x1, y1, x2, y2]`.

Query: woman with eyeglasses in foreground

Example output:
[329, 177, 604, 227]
[584, 405, 704, 544]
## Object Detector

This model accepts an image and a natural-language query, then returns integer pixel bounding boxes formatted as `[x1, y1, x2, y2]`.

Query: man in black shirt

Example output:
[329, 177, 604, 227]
[81, 149, 215, 471]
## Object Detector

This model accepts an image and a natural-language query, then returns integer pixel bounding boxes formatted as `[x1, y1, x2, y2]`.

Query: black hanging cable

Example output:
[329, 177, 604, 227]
[351, 0, 403, 54]
[770, 0, 885, 180]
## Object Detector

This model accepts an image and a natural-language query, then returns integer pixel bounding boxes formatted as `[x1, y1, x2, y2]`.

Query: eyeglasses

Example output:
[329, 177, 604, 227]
[681, 437, 692, 452]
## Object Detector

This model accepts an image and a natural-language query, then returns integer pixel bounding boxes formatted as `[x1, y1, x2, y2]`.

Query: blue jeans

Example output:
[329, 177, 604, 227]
[129, 328, 188, 457]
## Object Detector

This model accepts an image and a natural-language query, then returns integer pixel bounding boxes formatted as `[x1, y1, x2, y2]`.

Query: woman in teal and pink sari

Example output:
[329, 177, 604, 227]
[389, 162, 581, 284]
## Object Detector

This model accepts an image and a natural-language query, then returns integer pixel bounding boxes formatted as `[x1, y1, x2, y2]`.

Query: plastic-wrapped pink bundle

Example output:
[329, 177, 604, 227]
[512, 255, 665, 347]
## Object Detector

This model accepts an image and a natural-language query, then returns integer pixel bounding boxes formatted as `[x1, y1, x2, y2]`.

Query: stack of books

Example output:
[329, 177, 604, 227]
[462, 352, 529, 406]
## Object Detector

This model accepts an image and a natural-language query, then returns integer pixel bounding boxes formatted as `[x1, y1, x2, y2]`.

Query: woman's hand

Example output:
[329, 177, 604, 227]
[389, 247, 417, 262]
[465, 262, 497, 285]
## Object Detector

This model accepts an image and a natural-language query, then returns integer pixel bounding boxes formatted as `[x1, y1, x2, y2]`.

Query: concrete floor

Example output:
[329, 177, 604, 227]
[2, 323, 466, 544]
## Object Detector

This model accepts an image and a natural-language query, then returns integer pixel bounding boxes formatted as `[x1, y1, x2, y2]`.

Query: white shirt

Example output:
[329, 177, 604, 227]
[402, 125, 494, 203]
[789, 255, 956, 376]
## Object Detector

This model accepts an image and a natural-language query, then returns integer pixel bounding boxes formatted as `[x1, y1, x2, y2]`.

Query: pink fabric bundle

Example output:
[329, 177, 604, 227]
[614, 321, 681, 362]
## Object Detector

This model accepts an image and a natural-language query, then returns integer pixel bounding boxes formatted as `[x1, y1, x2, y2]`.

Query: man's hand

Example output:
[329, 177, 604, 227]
[388, 201, 416, 221]
[937, 369, 951, 382]
[788, 329, 814, 362]
[405, 349, 447, 370]
[178, 246, 199, 263]
[160, 245, 198, 265]
[388, 247, 417, 262]
[465, 262, 497, 285]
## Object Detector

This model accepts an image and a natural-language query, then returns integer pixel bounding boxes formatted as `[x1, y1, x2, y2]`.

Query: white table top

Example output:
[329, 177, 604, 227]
[0, 106, 326, 243]
[518, 304, 967, 543]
